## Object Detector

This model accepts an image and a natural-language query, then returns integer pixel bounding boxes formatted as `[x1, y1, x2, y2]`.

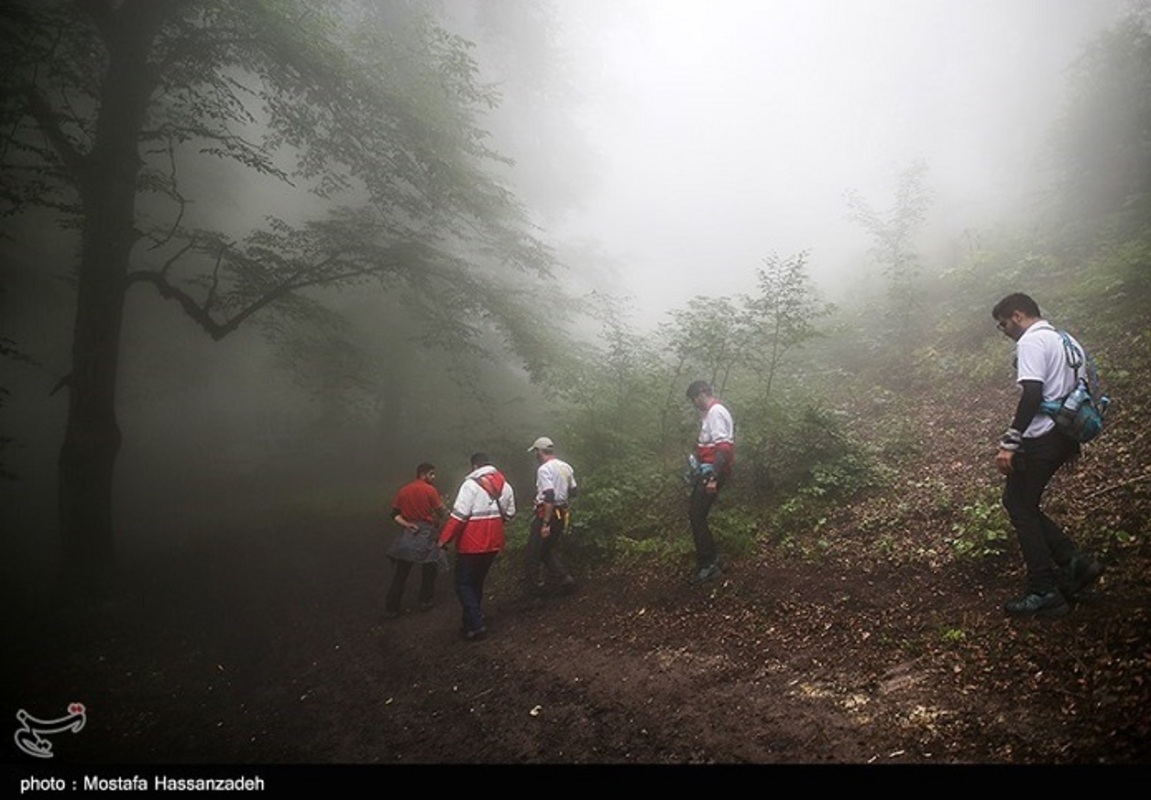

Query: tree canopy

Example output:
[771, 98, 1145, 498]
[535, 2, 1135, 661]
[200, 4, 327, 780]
[0, 0, 562, 593]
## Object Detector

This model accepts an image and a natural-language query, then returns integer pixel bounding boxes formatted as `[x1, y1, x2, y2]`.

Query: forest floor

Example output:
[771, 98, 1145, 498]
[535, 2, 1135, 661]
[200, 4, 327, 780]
[4, 380, 1150, 777]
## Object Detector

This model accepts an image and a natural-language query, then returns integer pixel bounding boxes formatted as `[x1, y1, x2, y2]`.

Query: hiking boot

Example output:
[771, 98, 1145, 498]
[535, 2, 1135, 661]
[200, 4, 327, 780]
[1004, 590, 1070, 618]
[462, 626, 488, 641]
[693, 563, 723, 584]
[1060, 555, 1104, 597]
[557, 576, 577, 595]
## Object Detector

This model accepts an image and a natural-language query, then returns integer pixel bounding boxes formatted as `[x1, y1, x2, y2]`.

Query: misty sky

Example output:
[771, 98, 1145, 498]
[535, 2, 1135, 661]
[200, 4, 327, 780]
[540, 0, 1129, 319]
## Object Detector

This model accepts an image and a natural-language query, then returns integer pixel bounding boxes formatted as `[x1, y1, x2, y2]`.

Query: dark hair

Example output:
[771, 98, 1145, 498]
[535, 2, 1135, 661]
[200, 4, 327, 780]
[470, 452, 492, 469]
[991, 293, 1041, 321]
[416, 462, 435, 477]
[686, 380, 713, 400]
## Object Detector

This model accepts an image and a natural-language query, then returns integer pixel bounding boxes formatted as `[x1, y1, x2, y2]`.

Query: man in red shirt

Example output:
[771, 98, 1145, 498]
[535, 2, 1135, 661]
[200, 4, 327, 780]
[385, 462, 448, 618]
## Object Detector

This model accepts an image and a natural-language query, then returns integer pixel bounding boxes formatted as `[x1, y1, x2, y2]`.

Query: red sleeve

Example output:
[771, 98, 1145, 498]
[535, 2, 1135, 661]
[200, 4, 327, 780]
[438, 516, 465, 548]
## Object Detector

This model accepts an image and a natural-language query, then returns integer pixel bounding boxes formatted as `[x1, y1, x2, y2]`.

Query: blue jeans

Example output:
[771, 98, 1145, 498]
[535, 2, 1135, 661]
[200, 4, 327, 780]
[1002, 430, 1081, 593]
[455, 551, 498, 634]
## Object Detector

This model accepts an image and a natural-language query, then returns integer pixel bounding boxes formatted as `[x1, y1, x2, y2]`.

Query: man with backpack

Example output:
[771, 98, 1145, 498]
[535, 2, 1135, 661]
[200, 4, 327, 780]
[992, 293, 1104, 618]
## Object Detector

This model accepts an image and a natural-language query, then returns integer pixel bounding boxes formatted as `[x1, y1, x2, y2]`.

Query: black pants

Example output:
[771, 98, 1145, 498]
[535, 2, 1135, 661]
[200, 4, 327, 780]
[1002, 430, 1081, 593]
[386, 560, 437, 613]
[689, 475, 726, 570]
[524, 508, 572, 593]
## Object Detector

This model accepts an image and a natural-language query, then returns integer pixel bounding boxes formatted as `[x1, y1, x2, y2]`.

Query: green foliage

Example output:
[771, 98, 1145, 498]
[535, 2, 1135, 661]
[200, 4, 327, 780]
[0, 0, 558, 358]
[947, 488, 1012, 559]
[708, 505, 762, 558]
[662, 296, 744, 396]
[747, 397, 882, 501]
[939, 627, 966, 644]
[562, 456, 685, 564]
[769, 492, 830, 547]
[740, 250, 834, 400]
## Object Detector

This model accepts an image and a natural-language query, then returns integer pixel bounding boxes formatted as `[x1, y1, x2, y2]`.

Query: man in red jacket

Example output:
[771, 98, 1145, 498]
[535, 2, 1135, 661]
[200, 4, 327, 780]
[438, 452, 516, 640]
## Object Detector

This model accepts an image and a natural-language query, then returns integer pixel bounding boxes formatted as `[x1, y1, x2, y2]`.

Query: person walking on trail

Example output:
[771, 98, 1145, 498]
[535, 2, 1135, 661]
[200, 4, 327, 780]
[385, 462, 448, 618]
[438, 452, 516, 641]
[686, 380, 734, 584]
[524, 436, 578, 601]
[992, 292, 1104, 618]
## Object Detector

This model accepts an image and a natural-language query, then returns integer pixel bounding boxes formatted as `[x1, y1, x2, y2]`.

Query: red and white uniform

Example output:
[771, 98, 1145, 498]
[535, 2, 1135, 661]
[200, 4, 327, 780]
[438, 465, 516, 554]
[696, 399, 735, 476]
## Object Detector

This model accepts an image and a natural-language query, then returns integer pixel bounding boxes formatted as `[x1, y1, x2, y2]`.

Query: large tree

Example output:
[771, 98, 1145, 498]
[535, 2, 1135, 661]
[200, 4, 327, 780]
[0, 0, 557, 595]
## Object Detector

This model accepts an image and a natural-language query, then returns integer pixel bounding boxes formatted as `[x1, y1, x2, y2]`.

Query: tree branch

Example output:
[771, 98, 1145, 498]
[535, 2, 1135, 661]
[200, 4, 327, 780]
[23, 85, 88, 185]
[125, 259, 396, 341]
[1082, 473, 1151, 502]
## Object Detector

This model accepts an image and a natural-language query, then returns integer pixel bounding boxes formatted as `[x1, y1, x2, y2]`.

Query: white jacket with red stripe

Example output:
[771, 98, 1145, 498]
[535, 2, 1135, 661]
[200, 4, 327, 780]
[438, 465, 516, 554]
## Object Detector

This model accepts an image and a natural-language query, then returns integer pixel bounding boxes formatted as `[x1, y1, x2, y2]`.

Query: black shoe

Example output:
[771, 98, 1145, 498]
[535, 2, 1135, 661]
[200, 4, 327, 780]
[1060, 555, 1104, 597]
[557, 576, 577, 595]
[1004, 590, 1070, 618]
[462, 626, 488, 641]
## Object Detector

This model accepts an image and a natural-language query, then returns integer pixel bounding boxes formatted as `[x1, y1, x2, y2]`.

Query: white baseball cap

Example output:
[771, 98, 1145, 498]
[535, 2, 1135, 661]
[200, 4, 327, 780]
[527, 436, 555, 452]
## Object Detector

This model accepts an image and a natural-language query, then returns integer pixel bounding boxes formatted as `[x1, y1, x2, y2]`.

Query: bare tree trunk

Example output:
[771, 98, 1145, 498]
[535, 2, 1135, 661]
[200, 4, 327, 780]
[57, 3, 165, 597]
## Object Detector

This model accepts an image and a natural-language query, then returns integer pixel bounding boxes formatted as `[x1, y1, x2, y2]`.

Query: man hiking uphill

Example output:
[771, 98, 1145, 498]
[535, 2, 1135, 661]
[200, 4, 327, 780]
[992, 292, 1104, 618]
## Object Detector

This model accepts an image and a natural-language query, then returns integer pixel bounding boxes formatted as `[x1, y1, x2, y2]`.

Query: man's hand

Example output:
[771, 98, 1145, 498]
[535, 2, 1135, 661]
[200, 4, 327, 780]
[995, 448, 1015, 475]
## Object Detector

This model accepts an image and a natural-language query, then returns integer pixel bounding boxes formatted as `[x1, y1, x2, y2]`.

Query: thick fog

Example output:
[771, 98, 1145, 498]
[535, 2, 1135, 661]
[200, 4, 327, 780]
[524, 0, 1128, 318]
[0, 0, 1134, 582]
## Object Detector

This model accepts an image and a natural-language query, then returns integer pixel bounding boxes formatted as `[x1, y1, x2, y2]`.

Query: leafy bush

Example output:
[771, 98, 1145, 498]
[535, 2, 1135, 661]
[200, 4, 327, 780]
[742, 397, 881, 500]
[708, 505, 763, 558]
[947, 488, 1012, 559]
[562, 456, 686, 565]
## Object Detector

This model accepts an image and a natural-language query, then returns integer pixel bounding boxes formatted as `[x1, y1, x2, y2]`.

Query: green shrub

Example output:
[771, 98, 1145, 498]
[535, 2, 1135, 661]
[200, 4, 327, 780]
[947, 488, 1012, 558]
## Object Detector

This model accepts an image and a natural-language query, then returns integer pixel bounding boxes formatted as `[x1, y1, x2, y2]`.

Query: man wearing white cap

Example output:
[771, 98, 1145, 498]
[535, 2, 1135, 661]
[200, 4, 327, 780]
[524, 436, 578, 600]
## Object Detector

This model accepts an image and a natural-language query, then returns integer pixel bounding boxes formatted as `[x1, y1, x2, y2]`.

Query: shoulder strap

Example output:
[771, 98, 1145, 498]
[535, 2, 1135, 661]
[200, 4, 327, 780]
[472, 474, 510, 521]
[1056, 330, 1083, 377]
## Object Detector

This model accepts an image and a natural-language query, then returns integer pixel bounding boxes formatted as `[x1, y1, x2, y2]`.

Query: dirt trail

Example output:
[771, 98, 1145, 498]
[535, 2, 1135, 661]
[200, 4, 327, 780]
[8, 510, 1146, 767]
